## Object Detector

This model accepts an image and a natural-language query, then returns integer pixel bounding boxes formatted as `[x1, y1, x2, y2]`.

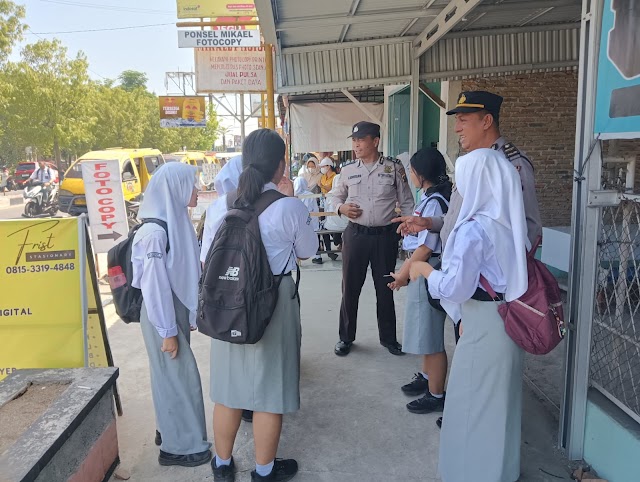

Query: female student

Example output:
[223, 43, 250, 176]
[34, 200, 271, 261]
[410, 148, 529, 482]
[388, 148, 451, 414]
[300, 157, 322, 192]
[206, 129, 318, 482]
[132, 162, 211, 467]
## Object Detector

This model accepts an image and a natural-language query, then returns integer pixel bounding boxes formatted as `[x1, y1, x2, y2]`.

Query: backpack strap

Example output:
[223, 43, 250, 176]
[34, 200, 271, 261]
[479, 275, 501, 302]
[424, 193, 449, 216]
[253, 189, 287, 216]
[140, 218, 170, 252]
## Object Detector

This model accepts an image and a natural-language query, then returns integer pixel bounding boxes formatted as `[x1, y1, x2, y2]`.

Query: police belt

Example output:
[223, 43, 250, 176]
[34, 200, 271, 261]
[350, 222, 397, 235]
[471, 287, 504, 302]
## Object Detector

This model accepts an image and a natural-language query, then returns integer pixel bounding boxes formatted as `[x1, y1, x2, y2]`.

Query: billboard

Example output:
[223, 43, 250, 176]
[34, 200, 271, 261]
[195, 47, 267, 93]
[177, 0, 256, 19]
[178, 28, 261, 48]
[159, 96, 207, 128]
[594, 0, 640, 139]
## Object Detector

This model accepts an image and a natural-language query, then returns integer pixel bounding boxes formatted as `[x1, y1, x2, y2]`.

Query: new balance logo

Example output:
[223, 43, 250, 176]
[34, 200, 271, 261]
[219, 266, 240, 281]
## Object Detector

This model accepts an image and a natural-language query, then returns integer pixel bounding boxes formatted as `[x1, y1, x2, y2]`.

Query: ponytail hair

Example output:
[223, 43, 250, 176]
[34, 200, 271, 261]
[410, 148, 453, 201]
[235, 129, 286, 208]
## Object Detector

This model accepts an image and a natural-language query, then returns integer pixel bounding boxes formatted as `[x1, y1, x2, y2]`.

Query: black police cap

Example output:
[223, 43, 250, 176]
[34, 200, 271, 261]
[348, 121, 381, 139]
[446, 91, 503, 118]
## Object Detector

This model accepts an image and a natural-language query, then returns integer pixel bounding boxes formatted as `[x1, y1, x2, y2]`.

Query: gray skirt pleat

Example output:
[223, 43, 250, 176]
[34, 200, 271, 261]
[209, 276, 301, 414]
[439, 299, 524, 482]
[140, 294, 211, 456]
[402, 258, 447, 355]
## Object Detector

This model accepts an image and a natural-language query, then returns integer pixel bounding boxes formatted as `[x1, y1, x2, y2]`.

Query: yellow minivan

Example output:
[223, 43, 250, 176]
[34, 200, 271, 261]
[59, 148, 165, 215]
[164, 151, 208, 167]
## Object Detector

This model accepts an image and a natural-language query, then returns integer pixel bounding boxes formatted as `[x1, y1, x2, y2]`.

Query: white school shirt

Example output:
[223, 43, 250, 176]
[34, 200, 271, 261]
[402, 192, 446, 253]
[29, 166, 56, 183]
[131, 224, 177, 338]
[427, 220, 507, 322]
[200, 183, 319, 271]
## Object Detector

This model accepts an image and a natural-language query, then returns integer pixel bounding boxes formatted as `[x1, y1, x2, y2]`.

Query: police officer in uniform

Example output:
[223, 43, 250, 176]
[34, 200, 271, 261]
[329, 121, 415, 356]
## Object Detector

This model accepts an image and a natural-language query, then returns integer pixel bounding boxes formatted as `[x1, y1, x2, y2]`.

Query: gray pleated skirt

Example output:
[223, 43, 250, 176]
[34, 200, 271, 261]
[140, 295, 211, 456]
[209, 276, 301, 414]
[402, 258, 446, 355]
[439, 299, 524, 482]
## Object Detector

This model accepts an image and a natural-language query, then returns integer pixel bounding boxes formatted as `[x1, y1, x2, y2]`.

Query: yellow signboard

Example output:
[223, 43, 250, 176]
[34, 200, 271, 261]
[177, 0, 257, 19]
[0, 218, 115, 388]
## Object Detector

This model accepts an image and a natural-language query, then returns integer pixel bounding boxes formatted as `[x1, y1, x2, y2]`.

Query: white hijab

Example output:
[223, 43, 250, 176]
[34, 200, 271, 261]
[137, 162, 201, 325]
[442, 148, 529, 315]
[301, 158, 322, 190]
[214, 155, 242, 195]
[294, 176, 319, 231]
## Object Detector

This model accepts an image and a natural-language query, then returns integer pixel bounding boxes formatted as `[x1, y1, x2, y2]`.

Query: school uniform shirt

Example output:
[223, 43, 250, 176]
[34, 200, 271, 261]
[402, 192, 446, 253]
[200, 182, 318, 271]
[131, 224, 177, 338]
[29, 166, 57, 183]
[427, 220, 507, 322]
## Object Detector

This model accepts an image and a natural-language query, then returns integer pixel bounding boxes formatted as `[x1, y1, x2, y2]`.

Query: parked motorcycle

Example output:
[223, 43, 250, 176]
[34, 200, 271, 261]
[125, 197, 142, 229]
[23, 180, 59, 217]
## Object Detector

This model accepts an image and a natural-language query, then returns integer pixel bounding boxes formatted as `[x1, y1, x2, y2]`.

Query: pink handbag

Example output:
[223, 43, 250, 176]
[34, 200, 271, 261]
[480, 238, 566, 355]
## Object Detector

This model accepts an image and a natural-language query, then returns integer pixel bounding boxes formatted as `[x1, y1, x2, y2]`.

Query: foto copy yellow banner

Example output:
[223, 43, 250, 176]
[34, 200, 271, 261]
[0, 217, 84, 380]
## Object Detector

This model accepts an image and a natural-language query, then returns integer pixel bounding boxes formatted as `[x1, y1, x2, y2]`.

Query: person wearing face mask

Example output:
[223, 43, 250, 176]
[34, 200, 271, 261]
[300, 158, 322, 193]
[318, 157, 337, 195]
[131, 162, 212, 468]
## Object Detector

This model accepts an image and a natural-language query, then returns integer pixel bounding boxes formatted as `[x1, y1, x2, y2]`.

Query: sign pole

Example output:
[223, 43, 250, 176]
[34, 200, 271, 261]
[266, 44, 276, 129]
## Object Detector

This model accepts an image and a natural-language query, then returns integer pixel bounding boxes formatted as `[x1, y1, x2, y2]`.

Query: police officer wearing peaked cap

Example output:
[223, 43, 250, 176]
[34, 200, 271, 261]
[328, 121, 415, 357]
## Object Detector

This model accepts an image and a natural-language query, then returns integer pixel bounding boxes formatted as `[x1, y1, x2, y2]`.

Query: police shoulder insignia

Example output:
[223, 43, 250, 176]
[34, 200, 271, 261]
[398, 166, 408, 183]
[503, 142, 534, 170]
[342, 160, 356, 168]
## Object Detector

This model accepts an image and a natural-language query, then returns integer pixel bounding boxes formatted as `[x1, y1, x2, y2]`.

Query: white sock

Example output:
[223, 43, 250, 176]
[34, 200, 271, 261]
[216, 455, 231, 467]
[430, 391, 444, 399]
[421, 372, 429, 380]
[256, 460, 275, 477]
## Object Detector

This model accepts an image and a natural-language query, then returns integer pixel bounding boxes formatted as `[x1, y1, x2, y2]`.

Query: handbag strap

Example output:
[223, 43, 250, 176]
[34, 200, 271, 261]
[479, 275, 502, 302]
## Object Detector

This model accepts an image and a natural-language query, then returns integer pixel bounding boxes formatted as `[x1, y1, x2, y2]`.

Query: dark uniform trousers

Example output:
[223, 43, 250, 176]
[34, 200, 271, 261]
[339, 222, 399, 344]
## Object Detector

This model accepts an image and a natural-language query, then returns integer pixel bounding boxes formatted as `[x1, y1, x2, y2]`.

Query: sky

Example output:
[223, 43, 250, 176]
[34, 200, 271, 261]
[15, 0, 258, 139]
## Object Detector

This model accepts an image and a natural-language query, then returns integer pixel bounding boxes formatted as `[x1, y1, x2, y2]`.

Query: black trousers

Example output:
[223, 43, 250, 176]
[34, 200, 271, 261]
[339, 222, 399, 344]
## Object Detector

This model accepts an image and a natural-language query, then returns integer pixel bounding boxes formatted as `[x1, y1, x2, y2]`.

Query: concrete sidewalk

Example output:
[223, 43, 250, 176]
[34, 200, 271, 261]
[106, 260, 574, 482]
[0, 191, 24, 209]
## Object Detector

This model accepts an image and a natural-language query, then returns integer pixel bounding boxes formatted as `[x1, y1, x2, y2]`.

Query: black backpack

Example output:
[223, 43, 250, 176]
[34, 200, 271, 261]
[418, 194, 448, 313]
[107, 219, 169, 324]
[197, 189, 292, 344]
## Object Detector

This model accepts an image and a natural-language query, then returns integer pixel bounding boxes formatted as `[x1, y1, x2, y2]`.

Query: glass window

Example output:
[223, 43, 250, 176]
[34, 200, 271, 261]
[144, 156, 161, 174]
[16, 163, 36, 172]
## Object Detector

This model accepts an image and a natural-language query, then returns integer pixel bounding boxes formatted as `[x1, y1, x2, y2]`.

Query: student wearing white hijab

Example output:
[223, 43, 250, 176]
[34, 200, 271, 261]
[214, 155, 243, 195]
[410, 149, 529, 482]
[131, 162, 212, 467]
[300, 157, 322, 191]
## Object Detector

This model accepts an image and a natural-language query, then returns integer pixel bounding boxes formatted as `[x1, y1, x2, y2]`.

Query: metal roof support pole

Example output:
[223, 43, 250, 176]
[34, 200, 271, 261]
[409, 56, 421, 156]
[413, 0, 483, 59]
[340, 89, 383, 125]
[560, 0, 605, 460]
[266, 44, 276, 130]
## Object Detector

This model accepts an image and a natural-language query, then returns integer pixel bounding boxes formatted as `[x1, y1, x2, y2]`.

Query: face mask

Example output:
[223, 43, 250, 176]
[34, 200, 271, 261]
[320, 167, 329, 174]
[308, 167, 318, 175]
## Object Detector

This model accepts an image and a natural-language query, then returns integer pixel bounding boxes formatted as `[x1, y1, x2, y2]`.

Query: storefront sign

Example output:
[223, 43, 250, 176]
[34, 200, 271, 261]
[177, 0, 256, 19]
[595, 0, 640, 139]
[195, 47, 267, 93]
[81, 160, 128, 254]
[159, 96, 207, 128]
[178, 29, 261, 48]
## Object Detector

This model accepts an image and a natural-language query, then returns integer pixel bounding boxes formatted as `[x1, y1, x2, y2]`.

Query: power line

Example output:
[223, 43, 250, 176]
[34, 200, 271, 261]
[28, 23, 175, 35]
[39, 0, 174, 16]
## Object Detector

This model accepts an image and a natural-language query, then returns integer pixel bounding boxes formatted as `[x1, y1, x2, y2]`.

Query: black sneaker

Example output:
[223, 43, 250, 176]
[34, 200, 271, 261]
[155, 430, 162, 446]
[212, 456, 236, 482]
[312, 257, 323, 264]
[328, 253, 339, 261]
[436, 417, 442, 429]
[242, 410, 254, 423]
[406, 393, 445, 414]
[158, 449, 211, 467]
[401, 373, 429, 396]
[380, 341, 405, 356]
[334, 340, 352, 356]
[251, 458, 298, 481]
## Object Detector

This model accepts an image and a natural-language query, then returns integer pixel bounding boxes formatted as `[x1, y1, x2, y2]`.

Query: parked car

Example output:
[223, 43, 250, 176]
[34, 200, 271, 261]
[13, 161, 59, 189]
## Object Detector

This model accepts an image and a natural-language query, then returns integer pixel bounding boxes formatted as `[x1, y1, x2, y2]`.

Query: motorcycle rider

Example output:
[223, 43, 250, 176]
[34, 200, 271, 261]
[28, 160, 57, 204]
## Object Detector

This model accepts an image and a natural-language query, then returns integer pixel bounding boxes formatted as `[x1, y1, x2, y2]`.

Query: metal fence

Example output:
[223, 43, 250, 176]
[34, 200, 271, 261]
[590, 199, 640, 422]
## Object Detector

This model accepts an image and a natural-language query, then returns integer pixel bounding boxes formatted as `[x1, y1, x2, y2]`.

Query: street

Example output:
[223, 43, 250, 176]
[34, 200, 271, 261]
[0, 203, 26, 220]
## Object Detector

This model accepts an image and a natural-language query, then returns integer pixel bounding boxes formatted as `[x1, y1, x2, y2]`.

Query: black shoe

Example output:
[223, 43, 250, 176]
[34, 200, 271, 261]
[212, 456, 236, 482]
[242, 409, 254, 423]
[401, 373, 429, 396]
[251, 458, 298, 481]
[380, 341, 405, 356]
[155, 430, 162, 446]
[436, 417, 443, 429]
[407, 392, 445, 414]
[158, 449, 212, 467]
[328, 253, 339, 261]
[312, 257, 323, 264]
[334, 340, 352, 356]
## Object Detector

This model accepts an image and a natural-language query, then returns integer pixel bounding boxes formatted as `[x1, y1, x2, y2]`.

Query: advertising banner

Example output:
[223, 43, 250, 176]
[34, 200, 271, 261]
[81, 160, 129, 254]
[195, 47, 267, 93]
[178, 29, 260, 48]
[594, 0, 640, 139]
[159, 96, 207, 128]
[0, 218, 84, 379]
[177, 0, 256, 19]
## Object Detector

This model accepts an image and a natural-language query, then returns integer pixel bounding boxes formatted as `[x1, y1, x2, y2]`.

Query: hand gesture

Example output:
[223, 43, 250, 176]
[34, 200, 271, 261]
[393, 216, 432, 236]
[387, 272, 408, 291]
[161, 336, 178, 359]
[339, 202, 363, 220]
[277, 176, 294, 197]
